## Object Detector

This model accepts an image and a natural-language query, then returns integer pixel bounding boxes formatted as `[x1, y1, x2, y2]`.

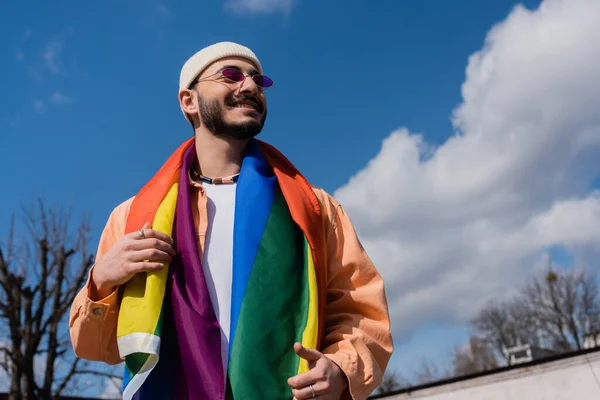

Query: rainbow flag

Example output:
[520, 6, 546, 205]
[116, 138, 327, 399]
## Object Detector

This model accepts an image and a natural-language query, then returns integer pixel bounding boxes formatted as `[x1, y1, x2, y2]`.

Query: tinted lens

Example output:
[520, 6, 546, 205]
[253, 75, 274, 88]
[221, 68, 245, 82]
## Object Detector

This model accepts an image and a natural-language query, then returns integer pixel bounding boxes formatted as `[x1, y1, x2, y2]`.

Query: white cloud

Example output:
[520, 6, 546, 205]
[225, 0, 294, 15]
[334, 0, 600, 342]
[15, 29, 32, 65]
[144, 2, 170, 24]
[154, 3, 169, 19]
[33, 99, 45, 113]
[50, 91, 73, 105]
[43, 40, 63, 74]
[30, 91, 73, 115]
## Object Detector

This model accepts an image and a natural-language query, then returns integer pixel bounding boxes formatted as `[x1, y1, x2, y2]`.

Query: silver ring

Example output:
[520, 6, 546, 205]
[138, 229, 145, 239]
[309, 384, 315, 399]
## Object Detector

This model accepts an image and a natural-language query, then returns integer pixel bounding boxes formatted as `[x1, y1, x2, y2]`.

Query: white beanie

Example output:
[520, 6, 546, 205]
[179, 41, 262, 93]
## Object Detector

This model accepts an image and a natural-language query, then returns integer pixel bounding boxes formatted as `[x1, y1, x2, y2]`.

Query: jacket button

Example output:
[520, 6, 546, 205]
[92, 308, 103, 316]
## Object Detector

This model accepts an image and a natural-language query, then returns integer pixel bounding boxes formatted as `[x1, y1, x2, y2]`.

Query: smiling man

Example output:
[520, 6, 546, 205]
[69, 41, 393, 400]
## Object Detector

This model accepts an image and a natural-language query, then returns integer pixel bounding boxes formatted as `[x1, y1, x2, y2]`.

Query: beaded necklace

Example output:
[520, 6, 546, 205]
[195, 172, 240, 185]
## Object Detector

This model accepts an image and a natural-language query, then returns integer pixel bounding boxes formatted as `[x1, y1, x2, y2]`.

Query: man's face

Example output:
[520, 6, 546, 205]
[191, 57, 268, 141]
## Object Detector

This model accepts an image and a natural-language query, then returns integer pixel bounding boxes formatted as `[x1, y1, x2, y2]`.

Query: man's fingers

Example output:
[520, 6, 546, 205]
[294, 342, 322, 362]
[287, 369, 319, 389]
[130, 223, 175, 246]
[133, 222, 153, 240]
[128, 238, 176, 256]
[128, 262, 165, 273]
[292, 380, 328, 399]
[134, 248, 173, 263]
[143, 229, 175, 246]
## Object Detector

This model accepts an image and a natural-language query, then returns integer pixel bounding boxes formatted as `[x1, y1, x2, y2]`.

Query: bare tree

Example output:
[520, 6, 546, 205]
[471, 265, 600, 366]
[0, 200, 120, 400]
[520, 267, 600, 352]
[412, 264, 600, 385]
[415, 359, 450, 385]
[451, 335, 498, 377]
[471, 298, 538, 361]
[375, 371, 410, 395]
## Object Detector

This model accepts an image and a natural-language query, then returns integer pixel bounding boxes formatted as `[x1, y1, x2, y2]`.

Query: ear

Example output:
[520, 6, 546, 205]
[179, 89, 198, 117]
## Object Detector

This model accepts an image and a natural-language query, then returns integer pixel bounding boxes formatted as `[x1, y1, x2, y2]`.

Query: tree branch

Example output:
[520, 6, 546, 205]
[0, 346, 11, 373]
[75, 369, 123, 380]
[32, 236, 50, 340]
[0, 248, 14, 307]
[43, 243, 70, 394]
[2, 199, 96, 399]
[52, 356, 80, 398]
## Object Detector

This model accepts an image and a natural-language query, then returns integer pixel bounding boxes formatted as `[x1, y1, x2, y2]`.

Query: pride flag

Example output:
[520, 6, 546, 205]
[116, 138, 327, 399]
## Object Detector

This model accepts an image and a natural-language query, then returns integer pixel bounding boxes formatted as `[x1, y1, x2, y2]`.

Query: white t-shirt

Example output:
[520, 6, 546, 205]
[201, 182, 236, 377]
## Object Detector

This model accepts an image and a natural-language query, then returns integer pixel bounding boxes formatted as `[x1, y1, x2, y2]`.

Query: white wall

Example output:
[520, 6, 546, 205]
[385, 351, 600, 400]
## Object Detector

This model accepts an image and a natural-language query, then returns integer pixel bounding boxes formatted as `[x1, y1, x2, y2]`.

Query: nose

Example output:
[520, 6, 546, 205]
[237, 75, 259, 95]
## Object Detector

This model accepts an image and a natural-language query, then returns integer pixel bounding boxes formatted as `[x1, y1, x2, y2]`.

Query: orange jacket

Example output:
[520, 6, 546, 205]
[69, 177, 393, 400]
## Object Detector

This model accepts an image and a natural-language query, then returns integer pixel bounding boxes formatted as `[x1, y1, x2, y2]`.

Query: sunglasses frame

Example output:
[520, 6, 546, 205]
[192, 67, 274, 89]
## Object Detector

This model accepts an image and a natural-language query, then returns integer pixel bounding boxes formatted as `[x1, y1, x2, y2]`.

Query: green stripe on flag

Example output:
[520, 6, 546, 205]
[228, 189, 310, 399]
[126, 353, 149, 376]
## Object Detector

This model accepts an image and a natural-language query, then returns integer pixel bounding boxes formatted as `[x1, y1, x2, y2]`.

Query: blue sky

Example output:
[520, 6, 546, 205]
[1, 0, 540, 227]
[4, 0, 600, 395]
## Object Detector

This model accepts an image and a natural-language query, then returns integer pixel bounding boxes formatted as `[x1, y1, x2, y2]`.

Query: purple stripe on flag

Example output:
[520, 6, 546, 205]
[168, 144, 224, 399]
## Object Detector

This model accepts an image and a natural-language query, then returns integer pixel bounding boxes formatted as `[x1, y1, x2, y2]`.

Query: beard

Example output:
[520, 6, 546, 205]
[197, 93, 267, 141]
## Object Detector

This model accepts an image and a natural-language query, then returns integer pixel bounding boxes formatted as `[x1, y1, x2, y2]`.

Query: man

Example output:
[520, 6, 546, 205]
[69, 41, 393, 400]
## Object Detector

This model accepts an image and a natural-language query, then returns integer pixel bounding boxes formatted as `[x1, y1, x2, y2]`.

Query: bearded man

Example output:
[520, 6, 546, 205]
[70, 41, 393, 400]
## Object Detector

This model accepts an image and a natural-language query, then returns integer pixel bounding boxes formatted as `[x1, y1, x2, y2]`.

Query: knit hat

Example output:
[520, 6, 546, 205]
[178, 41, 262, 122]
[179, 41, 262, 92]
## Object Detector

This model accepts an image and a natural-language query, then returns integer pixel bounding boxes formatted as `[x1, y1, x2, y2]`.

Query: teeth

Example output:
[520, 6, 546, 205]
[234, 103, 256, 110]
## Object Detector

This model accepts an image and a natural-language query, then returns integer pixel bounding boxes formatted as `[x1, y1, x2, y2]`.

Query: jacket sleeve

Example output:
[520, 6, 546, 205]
[315, 189, 394, 400]
[69, 198, 133, 365]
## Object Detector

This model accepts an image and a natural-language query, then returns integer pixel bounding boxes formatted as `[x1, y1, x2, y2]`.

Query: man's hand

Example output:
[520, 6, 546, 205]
[287, 342, 348, 399]
[91, 222, 176, 299]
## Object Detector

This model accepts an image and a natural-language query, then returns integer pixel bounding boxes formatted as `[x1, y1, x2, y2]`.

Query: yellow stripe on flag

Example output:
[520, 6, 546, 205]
[117, 183, 178, 341]
[298, 241, 319, 374]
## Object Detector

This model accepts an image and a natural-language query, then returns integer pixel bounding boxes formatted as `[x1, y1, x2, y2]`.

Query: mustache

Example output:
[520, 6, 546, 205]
[225, 94, 264, 113]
